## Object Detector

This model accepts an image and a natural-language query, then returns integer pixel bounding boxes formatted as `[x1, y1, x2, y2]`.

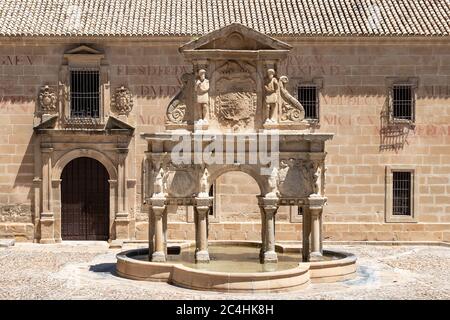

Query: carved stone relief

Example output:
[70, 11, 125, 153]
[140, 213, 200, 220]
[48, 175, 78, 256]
[38, 85, 57, 114]
[166, 73, 194, 124]
[214, 61, 257, 130]
[113, 86, 133, 115]
[278, 159, 319, 197]
[279, 76, 305, 122]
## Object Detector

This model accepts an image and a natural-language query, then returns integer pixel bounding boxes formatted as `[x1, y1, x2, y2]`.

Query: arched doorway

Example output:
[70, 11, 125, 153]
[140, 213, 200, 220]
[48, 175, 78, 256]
[61, 157, 110, 240]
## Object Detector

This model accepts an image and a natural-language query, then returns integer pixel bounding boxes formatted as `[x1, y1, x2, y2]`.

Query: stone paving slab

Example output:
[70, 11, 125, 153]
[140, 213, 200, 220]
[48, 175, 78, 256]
[0, 242, 449, 300]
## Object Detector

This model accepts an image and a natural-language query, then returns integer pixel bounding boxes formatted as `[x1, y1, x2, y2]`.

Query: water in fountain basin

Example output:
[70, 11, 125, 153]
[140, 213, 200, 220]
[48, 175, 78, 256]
[134, 245, 340, 273]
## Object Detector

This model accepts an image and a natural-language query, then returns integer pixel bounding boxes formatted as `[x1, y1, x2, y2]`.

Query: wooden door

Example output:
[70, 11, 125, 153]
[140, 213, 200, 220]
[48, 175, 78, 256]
[61, 157, 109, 240]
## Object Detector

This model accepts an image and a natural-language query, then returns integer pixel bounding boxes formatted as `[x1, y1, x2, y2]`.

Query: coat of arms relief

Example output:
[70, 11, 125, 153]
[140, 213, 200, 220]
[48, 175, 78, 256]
[213, 61, 257, 131]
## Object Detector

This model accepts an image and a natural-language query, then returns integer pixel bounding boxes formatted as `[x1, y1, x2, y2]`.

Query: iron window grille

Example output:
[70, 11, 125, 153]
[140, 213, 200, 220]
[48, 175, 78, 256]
[391, 84, 415, 122]
[392, 171, 412, 216]
[298, 85, 319, 120]
[70, 69, 100, 119]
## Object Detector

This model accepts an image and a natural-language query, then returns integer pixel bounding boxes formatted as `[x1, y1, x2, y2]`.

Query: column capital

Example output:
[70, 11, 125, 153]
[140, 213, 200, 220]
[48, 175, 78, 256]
[308, 195, 327, 211]
[150, 197, 167, 217]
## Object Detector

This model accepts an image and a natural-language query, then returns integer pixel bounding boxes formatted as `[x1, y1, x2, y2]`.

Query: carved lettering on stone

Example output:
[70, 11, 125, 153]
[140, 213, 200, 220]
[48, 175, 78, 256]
[38, 85, 57, 113]
[113, 86, 133, 115]
[279, 76, 305, 122]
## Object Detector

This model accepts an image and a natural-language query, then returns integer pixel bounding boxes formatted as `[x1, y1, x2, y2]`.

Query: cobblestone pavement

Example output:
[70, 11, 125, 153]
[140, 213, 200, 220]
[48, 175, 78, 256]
[1, 242, 449, 300]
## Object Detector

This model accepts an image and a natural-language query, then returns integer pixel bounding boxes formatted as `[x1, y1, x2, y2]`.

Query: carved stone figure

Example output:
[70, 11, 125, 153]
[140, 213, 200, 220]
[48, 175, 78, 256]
[279, 76, 305, 122]
[264, 69, 279, 123]
[195, 69, 210, 122]
[38, 85, 57, 113]
[166, 73, 192, 124]
[153, 167, 168, 198]
[198, 167, 210, 197]
[266, 166, 280, 199]
[113, 86, 133, 115]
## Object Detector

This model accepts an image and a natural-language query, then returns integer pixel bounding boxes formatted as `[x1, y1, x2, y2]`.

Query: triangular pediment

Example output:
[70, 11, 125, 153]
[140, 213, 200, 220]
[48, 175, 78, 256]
[104, 116, 135, 132]
[65, 45, 103, 55]
[180, 23, 292, 52]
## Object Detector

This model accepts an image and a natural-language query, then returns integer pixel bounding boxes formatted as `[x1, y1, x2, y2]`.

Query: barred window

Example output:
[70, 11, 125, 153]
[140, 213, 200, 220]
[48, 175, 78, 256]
[392, 171, 412, 216]
[392, 85, 413, 121]
[70, 69, 100, 118]
[298, 85, 318, 120]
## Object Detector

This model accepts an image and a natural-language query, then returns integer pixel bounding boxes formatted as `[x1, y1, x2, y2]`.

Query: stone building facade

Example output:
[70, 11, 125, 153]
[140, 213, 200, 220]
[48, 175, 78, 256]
[0, 0, 449, 244]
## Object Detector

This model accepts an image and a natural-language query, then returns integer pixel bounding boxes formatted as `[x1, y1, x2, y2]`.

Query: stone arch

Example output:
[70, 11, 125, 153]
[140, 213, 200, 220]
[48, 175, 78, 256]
[207, 164, 266, 196]
[210, 167, 262, 223]
[53, 148, 117, 181]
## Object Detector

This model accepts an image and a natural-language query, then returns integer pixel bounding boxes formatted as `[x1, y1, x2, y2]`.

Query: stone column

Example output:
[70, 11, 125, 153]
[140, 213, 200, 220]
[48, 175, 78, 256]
[308, 196, 326, 260]
[150, 197, 166, 262]
[115, 149, 130, 241]
[194, 197, 212, 263]
[40, 147, 55, 244]
[260, 197, 279, 263]
[259, 205, 266, 262]
[302, 206, 311, 262]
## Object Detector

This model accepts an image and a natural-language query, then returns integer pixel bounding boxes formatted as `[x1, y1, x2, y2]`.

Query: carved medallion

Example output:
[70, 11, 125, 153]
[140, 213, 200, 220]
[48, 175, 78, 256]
[216, 92, 256, 129]
[113, 86, 133, 115]
[213, 61, 257, 130]
[38, 85, 57, 113]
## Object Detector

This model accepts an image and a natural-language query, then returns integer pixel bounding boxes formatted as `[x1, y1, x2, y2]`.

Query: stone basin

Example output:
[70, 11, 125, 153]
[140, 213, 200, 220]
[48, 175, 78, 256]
[116, 241, 356, 293]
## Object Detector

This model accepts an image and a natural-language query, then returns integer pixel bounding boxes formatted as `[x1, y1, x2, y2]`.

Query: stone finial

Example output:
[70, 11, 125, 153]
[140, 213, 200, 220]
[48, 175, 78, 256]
[113, 86, 133, 115]
[38, 85, 57, 114]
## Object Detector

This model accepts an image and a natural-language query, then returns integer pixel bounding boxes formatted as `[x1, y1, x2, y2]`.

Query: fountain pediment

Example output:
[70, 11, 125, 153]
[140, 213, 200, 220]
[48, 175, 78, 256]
[167, 23, 310, 132]
[180, 23, 292, 53]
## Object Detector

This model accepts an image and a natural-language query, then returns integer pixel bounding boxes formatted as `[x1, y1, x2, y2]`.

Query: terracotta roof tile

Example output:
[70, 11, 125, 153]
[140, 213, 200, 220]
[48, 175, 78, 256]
[0, 0, 448, 37]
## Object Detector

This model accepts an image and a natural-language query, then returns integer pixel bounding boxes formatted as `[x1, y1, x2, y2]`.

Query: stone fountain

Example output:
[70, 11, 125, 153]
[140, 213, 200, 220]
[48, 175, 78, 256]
[116, 23, 356, 292]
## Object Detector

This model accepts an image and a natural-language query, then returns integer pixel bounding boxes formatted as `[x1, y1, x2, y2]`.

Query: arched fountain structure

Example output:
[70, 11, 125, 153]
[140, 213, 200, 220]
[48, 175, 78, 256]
[117, 24, 356, 292]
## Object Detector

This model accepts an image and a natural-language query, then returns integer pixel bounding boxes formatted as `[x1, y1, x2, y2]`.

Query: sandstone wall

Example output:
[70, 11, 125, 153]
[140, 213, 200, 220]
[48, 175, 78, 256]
[0, 38, 449, 242]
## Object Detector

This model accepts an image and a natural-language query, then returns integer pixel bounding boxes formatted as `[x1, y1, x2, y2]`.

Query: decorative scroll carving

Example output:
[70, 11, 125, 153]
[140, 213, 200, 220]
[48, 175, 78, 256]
[113, 86, 133, 115]
[38, 85, 57, 113]
[167, 73, 193, 124]
[279, 76, 305, 122]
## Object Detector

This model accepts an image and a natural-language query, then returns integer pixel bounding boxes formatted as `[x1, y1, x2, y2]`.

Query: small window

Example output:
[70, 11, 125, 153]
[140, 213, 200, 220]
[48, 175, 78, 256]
[392, 171, 412, 216]
[70, 69, 100, 118]
[392, 85, 413, 121]
[298, 85, 318, 120]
